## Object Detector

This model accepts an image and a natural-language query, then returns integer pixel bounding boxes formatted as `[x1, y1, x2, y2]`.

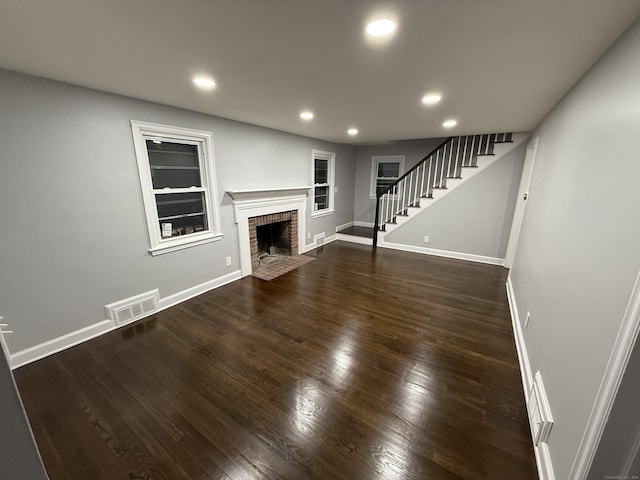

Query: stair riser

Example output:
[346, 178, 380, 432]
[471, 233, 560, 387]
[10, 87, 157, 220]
[380, 133, 529, 238]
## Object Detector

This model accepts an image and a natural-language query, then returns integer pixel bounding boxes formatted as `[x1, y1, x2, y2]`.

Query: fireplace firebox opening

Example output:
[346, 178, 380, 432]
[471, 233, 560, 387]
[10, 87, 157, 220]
[248, 210, 298, 271]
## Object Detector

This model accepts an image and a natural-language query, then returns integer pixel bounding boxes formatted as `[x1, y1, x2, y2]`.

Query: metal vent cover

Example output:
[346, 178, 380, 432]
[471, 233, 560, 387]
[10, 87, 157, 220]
[105, 289, 159, 327]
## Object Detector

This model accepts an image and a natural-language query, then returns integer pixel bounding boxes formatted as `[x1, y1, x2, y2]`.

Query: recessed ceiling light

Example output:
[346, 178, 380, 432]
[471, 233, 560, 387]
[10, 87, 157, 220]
[422, 93, 442, 105]
[193, 77, 216, 90]
[366, 19, 396, 37]
[442, 119, 458, 128]
[300, 111, 314, 121]
[347, 128, 359, 136]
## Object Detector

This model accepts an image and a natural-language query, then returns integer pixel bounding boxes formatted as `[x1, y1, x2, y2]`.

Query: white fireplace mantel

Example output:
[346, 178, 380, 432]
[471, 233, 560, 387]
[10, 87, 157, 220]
[227, 187, 310, 277]
[226, 186, 311, 203]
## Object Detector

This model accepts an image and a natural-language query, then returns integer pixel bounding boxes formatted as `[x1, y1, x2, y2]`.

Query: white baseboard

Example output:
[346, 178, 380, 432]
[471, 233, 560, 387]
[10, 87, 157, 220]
[354, 221, 374, 228]
[11, 270, 242, 369]
[336, 221, 354, 232]
[10, 319, 117, 369]
[158, 270, 241, 311]
[506, 275, 555, 480]
[336, 233, 373, 245]
[380, 241, 505, 266]
[303, 233, 337, 253]
[506, 276, 533, 394]
[570, 269, 640, 479]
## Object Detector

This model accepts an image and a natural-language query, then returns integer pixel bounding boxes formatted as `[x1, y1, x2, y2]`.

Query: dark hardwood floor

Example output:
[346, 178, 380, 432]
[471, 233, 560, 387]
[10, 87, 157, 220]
[15, 241, 537, 480]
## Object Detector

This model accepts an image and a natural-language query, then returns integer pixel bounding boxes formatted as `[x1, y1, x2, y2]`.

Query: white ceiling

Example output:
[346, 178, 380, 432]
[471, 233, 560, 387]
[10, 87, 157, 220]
[1, 0, 639, 144]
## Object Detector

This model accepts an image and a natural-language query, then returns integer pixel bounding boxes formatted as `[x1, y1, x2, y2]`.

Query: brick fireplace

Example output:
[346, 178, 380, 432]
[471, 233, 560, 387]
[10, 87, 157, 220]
[227, 187, 310, 277]
[249, 210, 298, 271]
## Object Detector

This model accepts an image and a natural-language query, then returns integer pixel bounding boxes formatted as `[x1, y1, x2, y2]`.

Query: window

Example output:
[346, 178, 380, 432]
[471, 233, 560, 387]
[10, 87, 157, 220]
[131, 121, 222, 255]
[312, 150, 335, 217]
[370, 155, 405, 198]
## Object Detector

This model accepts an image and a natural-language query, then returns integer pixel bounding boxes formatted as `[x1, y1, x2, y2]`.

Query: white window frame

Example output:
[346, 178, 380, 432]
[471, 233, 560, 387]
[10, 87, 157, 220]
[370, 155, 405, 199]
[311, 149, 335, 218]
[131, 120, 222, 256]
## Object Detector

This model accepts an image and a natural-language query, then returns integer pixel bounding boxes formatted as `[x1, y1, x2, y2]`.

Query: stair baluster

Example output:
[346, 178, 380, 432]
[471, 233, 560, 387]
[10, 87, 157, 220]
[373, 133, 514, 246]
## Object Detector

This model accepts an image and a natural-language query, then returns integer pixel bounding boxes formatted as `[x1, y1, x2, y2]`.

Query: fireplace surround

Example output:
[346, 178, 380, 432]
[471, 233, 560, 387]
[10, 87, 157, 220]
[227, 187, 310, 277]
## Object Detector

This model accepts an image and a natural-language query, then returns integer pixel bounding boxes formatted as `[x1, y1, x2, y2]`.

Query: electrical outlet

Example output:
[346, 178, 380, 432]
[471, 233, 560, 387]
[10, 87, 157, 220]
[225, 256, 231, 267]
[424, 235, 430, 243]
[335, 186, 339, 193]
[307, 231, 311, 240]
[525, 311, 531, 329]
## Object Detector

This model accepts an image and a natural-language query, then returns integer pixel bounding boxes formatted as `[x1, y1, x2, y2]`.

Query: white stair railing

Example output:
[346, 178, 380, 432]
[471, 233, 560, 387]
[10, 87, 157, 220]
[373, 133, 512, 246]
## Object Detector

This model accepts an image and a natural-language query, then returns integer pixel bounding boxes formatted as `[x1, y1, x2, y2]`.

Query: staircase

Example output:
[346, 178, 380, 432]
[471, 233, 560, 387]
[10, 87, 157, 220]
[373, 132, 528, 246]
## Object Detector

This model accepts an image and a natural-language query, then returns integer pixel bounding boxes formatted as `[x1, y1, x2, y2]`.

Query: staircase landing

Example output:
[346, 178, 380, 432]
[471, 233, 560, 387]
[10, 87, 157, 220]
[336, 225, 374, 245]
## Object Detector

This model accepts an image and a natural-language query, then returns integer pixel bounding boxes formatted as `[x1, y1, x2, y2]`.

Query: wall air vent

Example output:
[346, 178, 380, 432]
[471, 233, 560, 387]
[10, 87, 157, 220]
[527, 370, 554, 446]
[105, 289, 159, 327]
[314, 233, 326, 246]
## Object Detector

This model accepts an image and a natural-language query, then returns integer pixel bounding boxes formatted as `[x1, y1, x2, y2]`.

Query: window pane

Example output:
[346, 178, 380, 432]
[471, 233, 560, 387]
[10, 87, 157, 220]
[377, 162, 400, 178]
[155, 192, 208, 237]
[315, 158, 328, 184]
[314, 186, 328, 211]
[376, 179, 398, 196]
[146, 140, 202, 189]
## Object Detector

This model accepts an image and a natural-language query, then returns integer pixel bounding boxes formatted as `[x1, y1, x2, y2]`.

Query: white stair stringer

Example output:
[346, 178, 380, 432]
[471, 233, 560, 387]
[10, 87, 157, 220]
[378, 132, 529, 243]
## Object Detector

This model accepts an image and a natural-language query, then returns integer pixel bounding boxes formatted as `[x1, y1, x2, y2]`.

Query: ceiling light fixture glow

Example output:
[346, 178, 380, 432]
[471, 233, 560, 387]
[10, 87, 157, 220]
[300, 111, 314, 121]
[347, 128, 359, 136]
[442, 119, 458, 128]
[422, 93, 442, 105]
[193, 77, 216, 89]
[366, 19, 396, 37]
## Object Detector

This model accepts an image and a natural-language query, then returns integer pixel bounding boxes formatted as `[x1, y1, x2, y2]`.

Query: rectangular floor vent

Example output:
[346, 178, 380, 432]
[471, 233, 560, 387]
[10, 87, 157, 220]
[527, 370, 554, 446]
[105, 289, 159, 327]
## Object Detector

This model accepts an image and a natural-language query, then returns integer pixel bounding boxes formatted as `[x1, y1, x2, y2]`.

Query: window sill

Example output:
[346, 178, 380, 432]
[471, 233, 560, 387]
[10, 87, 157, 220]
[149, 232, 223, 256]
[311, 209, 335, 219]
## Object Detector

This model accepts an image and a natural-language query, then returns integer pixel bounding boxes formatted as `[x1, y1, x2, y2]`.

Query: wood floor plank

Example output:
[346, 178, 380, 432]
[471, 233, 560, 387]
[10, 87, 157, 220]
[15, 241, 537, 479]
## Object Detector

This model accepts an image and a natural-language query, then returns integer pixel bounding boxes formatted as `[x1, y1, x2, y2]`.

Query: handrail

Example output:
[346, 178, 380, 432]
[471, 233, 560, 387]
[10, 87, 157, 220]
[377, 137, 453, 199]
[373, 137, 452, 246]
[372, 133, 511, 246]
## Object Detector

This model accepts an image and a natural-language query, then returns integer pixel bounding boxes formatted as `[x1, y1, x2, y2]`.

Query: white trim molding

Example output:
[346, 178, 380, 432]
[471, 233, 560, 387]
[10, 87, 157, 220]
[10, 270, 242, 369]
[354, 221, 375, 228]
[506, 275, 555, 480]
[130, 120, 223, 256]
[336, 221, 354, 232]
[303, 234, 337, 253]
[380, 241, 505, 266]
[336, 233, 373, 246]
[370, 155, 405, 199]
[158, 270, 242, 311]
[311, 149, 335, 217]
[570, 269, 640, 480]
[227, 187, 309, 277]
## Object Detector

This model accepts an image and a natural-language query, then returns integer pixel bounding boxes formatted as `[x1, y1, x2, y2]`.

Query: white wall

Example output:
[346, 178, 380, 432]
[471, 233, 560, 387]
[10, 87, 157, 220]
[384, 143, 525, 259]
[508, 19, 640, 479]
[0, 68, 355, 354]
